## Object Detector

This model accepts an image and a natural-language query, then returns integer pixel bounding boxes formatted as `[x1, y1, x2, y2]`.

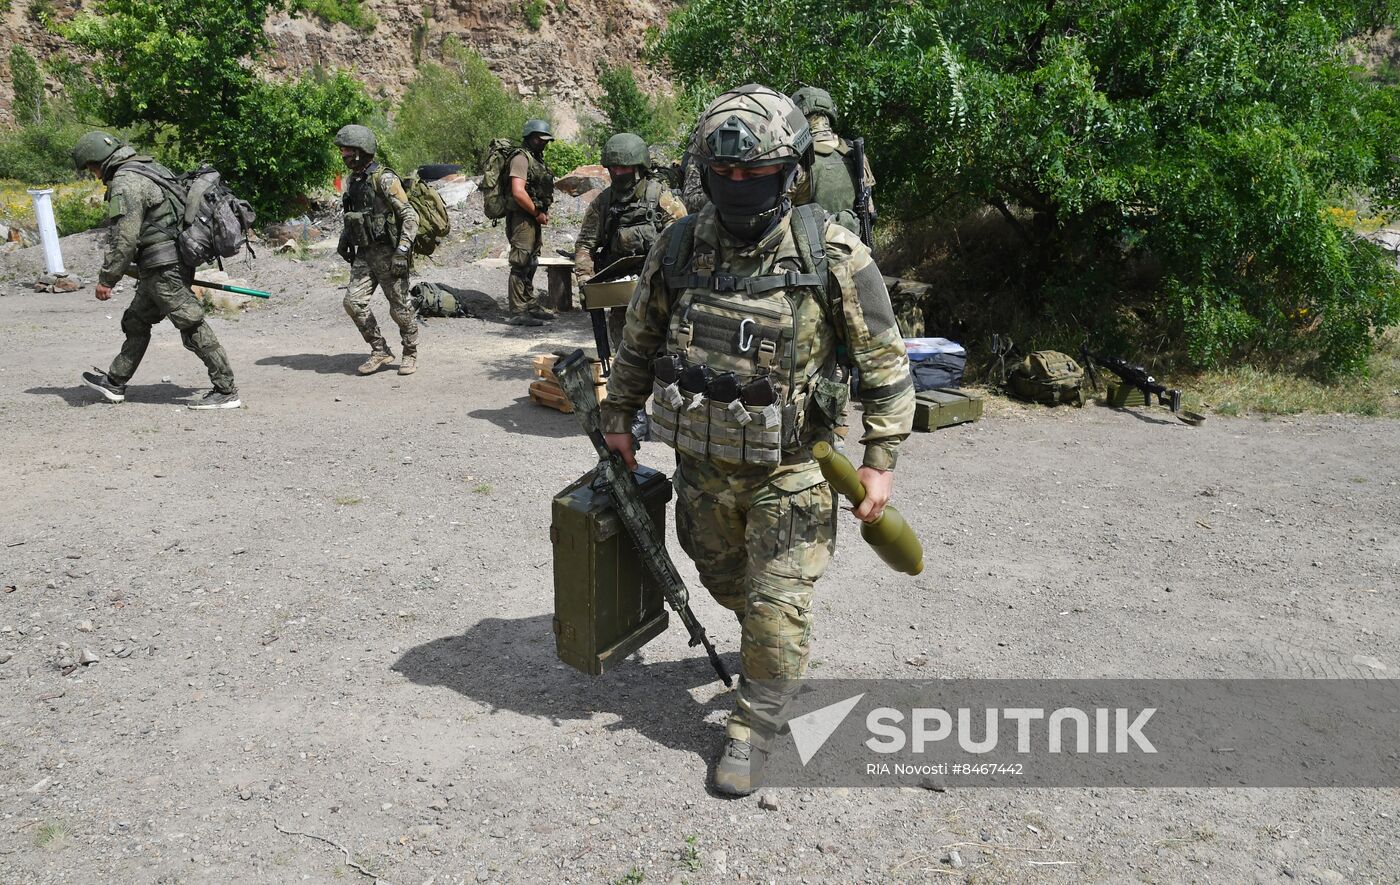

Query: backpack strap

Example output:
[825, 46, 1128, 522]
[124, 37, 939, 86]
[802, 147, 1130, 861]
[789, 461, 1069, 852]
[117, 162, 185, 241]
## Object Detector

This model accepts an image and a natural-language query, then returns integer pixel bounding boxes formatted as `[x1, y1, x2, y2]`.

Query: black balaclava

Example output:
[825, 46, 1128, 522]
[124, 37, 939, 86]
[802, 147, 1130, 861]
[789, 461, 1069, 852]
[705, 164, 798, 243]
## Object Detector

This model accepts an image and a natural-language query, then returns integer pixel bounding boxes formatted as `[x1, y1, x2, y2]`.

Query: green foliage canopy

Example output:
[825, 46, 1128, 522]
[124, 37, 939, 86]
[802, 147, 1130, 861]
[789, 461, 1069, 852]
[387, 39, 545, 171]
[65, 0, 372, 219]
[587, 64, 692, 149]
[9, 46, 45, 125]
[656, 0, 1400, 375]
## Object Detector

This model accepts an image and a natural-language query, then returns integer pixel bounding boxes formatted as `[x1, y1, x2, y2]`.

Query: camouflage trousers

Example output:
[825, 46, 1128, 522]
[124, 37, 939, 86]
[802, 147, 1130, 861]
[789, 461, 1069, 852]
[108, 264, 237, 394]
[345, 246, 418, 354]
[674, 455, 837, 744]
[506, 211, 543, 315]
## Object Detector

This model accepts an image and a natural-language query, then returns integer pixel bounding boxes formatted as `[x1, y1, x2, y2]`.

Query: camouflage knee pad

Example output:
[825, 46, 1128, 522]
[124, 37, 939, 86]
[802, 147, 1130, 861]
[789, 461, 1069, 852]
[740, 577, 813, 681]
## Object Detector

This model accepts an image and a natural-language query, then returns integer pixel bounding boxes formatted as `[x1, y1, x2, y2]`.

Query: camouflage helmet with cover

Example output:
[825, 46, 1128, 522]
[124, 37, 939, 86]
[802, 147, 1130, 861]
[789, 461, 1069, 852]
[689, 84, 812, 169]
[601, 133, 649, 169]
[333, 124, 378, 157]
[72, 130, 123, 171]
[522, 119, 555, 143]
[790, 86, 838, 129]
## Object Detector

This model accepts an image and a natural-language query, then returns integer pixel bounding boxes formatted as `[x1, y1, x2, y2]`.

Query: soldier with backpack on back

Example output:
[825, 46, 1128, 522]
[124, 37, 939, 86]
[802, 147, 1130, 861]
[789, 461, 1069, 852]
[334, 124, 422, 376]
[789, 86, 876, 240]
[75, 131, 243, 410]
[481, 120, 558, 327]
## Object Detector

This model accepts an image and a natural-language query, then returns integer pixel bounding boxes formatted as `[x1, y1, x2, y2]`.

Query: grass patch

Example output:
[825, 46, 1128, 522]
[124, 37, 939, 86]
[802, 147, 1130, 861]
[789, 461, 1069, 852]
[681, 834, 702, 872]
[334, 495, 363, 506]
[611, 869, 644, 885]
[472, 483, 492, 495]
[291, 0, 376, 31]
[34, 821, 71, 849]
[1183, 332, 1400, 418]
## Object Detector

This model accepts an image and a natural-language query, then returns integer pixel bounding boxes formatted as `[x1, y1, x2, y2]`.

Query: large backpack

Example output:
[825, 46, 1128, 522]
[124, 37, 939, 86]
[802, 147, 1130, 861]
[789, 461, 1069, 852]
[1006, 350, 1086, 406]
[480, 138, 522, 220]
[400, 170, 450, 256]
[127, 163, 255, 268]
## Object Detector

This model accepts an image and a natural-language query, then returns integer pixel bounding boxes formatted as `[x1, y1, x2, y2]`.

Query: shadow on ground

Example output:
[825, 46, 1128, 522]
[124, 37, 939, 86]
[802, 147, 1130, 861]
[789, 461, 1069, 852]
[391, 614, 737, 762]
[26, 383, 203, 407]
[256, 352, 366, 375]
[469, 396, 580, 438]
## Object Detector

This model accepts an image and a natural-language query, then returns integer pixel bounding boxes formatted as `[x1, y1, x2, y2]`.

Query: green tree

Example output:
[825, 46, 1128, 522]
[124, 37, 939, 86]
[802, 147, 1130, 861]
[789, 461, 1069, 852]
[65, 0, 372, 219]
[387, 39, 543, 171]
[657, 0, 1400, 375]
[9, 46, 45, 125]
[587, 64, 690, 148]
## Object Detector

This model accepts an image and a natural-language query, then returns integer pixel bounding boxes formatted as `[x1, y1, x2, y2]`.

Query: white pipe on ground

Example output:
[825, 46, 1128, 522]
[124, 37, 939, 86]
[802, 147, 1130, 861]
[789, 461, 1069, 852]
[28, 188, 67, 277]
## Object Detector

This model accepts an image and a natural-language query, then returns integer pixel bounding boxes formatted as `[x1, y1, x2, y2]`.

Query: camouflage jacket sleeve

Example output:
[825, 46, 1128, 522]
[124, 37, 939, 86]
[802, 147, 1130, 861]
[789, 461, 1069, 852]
[824, 223, 914, 470]
[573, 187, 607, 277]
[680, 160, 708, 214]
[599, 222, 680, 434]
[99, 172, 155, 287]
[378, 170, 419, 252]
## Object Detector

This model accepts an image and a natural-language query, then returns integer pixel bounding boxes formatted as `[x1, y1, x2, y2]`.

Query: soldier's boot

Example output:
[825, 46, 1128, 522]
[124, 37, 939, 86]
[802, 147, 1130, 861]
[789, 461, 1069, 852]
[81, 369, 126, 404]
[713, 738, 766, 797]
[506, 314, 544, 327]
[528, 305, 556, 321]
[358, 348, 395, 375]
[397, 352, 417, 376]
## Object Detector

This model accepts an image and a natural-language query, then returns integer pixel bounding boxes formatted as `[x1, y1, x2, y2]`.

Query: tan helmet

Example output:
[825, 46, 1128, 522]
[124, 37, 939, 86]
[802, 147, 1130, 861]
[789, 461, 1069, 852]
[689, 84, 812, 168]
[333, 124, 377, 156]
[72, 131, 123, 171]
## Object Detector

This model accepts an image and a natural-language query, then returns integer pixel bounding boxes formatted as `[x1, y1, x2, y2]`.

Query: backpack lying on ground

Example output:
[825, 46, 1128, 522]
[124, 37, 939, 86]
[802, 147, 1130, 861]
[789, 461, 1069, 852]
[127, 164, 256, 268]
[480, 138, 522, 220]
[411, 281, 500, 319]
[401, 170, 450, 256]
[905, 337, 966, 390]
[1006, 350, 1086, 406]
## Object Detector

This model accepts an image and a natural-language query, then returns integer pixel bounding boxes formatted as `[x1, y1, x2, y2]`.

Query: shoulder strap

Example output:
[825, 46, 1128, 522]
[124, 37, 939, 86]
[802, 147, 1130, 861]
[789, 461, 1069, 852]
[791, 202, 830, 285]
[662, 207, 830, 298]
[120, 162, 187, 213]
[660, 213, 699, 306]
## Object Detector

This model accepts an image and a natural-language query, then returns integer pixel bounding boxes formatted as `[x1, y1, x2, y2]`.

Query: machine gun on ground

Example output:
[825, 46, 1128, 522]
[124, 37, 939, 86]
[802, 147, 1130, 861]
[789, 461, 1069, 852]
[1079, 344, 1182, 414]
[554, 348, 732, 686]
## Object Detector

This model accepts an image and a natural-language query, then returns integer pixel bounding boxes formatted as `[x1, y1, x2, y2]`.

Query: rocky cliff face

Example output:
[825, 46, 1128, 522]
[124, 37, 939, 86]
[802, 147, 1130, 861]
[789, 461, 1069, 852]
[0, 0, 677, 135]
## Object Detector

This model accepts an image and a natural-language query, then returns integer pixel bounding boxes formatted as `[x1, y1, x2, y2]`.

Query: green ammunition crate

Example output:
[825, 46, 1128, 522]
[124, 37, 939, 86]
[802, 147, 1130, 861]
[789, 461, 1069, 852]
[551, 465, 671, 675]
[1104, 382, 1148, 407]
[913, 388, 983, 432]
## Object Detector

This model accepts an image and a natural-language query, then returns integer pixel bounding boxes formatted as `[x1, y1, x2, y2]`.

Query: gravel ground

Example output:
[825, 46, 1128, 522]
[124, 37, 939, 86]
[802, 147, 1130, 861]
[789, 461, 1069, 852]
[0, 221, 1397, 885]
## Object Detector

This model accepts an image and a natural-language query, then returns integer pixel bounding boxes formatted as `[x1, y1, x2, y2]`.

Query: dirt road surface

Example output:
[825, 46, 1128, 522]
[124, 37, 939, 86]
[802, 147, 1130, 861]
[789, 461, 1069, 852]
[1, 229, 1398, 884]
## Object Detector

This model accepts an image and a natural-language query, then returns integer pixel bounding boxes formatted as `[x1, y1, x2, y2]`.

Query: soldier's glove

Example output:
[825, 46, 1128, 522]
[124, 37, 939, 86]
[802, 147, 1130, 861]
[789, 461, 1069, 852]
[337, 241, 355, 264]
[392, 248, 410, 276]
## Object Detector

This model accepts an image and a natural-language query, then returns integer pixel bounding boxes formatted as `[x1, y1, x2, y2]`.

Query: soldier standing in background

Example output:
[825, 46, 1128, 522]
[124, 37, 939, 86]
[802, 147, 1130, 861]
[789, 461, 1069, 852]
[505, 119, 559, 327]
[335, 124, 422, 376]
[600, 86, 914, 796]
[574, 132, 687, 349]
[75, 132, 242, 409]
[790, 86, 876, 236]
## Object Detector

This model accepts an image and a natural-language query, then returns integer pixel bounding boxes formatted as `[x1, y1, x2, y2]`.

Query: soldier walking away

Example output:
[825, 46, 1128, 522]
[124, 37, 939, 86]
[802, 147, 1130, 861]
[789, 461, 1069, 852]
[505, 119, 558, 327]
[600, 86, 914, 796]
[789, 86, 876, 236]
[74, 132, 242, 410]
[573, 132, 687, 349]
[334, 124, 421, 376]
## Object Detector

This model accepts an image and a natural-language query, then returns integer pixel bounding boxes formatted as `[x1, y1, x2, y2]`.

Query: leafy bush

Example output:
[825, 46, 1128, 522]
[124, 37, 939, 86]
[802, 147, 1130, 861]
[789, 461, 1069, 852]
[543, 140, 599, 177]
[586, 64, 691, 149]
[656, 0, 1400, 376]
[53, 188, 106, 235]
[521, 0, 545, 31]
[10, 47, 45, 126]
[66, 0, 374, 220]
[291, 0, 376, 32]
[0, 118, 93, 183]
[387, 39, 544, 171]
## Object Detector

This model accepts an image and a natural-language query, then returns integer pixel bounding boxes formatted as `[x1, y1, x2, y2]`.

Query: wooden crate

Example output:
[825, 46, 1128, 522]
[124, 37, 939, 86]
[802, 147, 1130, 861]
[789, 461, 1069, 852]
[528, 355, 606, 414]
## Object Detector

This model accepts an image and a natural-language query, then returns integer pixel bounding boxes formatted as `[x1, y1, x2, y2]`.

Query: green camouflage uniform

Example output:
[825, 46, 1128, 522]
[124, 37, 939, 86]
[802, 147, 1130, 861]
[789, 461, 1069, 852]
[601, 203, 914, 745]
[340, 163, 420, 354]
[574, 176, 686, 347]
[99, 149, 237, 394]
[793, 113, 877, 235]
[506, 150, 555, 315]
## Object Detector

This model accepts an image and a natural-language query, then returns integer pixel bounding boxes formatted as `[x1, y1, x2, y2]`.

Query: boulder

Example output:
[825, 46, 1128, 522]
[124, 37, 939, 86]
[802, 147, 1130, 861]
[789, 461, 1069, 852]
[433, 178, 478, 208]
[555, 165, 609, 197]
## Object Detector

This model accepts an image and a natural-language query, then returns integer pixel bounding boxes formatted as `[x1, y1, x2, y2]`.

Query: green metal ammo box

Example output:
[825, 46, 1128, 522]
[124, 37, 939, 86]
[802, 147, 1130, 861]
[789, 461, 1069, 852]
[1104, 382, 1148, 407]
[551, 464, 671, 675]
[913, 388, 983, 432]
